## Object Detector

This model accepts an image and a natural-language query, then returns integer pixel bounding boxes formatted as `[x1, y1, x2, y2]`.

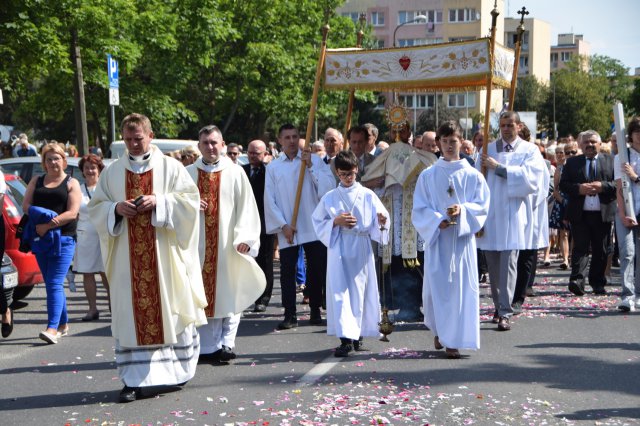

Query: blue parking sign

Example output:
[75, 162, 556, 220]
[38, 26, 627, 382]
[107, 54, 119, 89]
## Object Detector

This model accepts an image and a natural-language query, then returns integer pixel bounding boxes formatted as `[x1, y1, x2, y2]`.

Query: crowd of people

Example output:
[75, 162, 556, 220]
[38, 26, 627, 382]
[7, 110, 640, 403]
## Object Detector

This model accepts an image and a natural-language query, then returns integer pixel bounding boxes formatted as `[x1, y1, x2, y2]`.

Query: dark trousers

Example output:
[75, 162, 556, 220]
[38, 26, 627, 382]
[570, 212, 612, 290]
[0, 220, 10, 316]
[381, 252, 423, 319]
[477, 249, 488, 275]
[254, 234, 274, 306]
[279, 240, 326, 316]
[513, 249, 538, 304]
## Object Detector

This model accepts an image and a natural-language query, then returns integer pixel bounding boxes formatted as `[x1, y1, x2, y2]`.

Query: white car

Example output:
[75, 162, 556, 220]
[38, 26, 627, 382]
[109, 139, 198, 159]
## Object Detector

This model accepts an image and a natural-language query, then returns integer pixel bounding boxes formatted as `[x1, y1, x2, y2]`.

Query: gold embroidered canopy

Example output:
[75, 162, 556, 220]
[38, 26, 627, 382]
[324, 38, 514, 92]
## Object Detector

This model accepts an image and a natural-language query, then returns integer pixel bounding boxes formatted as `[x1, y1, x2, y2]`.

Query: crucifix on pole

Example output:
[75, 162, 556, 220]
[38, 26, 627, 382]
[508, 6, 529, 111]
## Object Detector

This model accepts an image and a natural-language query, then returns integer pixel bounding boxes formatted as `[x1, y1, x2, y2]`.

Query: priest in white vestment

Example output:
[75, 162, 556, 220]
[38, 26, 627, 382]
[88, 114, 207, 403]
[312, 150, 389, 357]
[186, 125, 266, 362]
[413, 121, 490, 358]
[476, 111, 546, 332]
[361, 120, 437, 322]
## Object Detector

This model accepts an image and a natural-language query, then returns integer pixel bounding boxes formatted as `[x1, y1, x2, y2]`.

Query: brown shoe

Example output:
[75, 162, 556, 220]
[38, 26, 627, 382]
[445, 348, 461, 359]
[497, 316, 511, 331]
[434, 336, 443, 350]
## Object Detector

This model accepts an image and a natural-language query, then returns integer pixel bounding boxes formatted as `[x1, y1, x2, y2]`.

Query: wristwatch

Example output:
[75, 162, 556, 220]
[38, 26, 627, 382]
[635, 176, 640, 183]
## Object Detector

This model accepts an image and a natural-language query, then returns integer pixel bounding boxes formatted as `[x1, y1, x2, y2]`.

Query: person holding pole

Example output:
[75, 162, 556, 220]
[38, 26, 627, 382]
[614, 116, 640, 312]
[476, 111, 546, 332]
[264, 124, 335, 330]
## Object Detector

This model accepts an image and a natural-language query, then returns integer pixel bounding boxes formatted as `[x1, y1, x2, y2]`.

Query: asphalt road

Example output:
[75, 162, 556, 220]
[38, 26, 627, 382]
[1, 254, 639, 426]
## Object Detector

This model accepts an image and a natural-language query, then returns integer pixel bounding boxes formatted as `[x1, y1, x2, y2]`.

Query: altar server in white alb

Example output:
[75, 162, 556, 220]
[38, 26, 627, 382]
[186, 125, 266, 363]
[312, 150, 389, 357]
[88, 113, 207, 403]
[413, 121, 490, 359]
[476, 111, 546, 332]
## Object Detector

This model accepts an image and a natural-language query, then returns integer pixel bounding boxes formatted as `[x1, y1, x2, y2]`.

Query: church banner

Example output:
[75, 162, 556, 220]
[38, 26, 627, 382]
[324, 38, 514, 92]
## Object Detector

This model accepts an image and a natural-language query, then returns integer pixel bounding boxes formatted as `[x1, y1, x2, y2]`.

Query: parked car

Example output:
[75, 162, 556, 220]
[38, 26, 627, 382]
[1, 253, 19, 293]
[2, 174, 43, 300]
[0, 156, 88, 186]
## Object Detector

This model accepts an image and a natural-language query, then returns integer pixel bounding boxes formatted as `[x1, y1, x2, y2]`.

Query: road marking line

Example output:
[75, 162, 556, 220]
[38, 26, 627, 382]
[299, 355, 341, 385]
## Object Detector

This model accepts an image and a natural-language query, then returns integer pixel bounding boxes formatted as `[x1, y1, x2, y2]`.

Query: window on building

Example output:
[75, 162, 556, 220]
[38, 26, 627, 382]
[376, 39, 385, 48]
[371, 11, 384, 26]
[551, 52, 558, 62]
[424, 38, 444, 45]
[398, 38, 428, 47]
[398, 95, 414, 108]
[449, 36, 475, 42]
[341, 12, 360, 23]
[448, 8, 479, 23]
[561, 51, 572, 61]
[448, 93, 476, 108]
[519, 55, 529, 68]
[398, 10, 428, 24]
[375, 94, 386, 110]
[425, 10, 443, 23]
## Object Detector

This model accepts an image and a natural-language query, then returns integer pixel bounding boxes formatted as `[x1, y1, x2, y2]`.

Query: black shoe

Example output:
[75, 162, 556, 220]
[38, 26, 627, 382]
[526, 287, 537, 297]
[568, 281, 585, 296]
[511, 302, 523, 315]
[612, 257, 620, 267]
[353, 337, 367, 352]
[309, 308, 323, 325]
[253, 304, 267, 313]
[277, 316, 298, 330]
[479, 273, 487, 283]
[334, 339, 353, 357]
[592, 287, 608, 295]
[119, 386, 141, 403]
[497, 316, 511, 331]
[219, 345, 236, 362]
[2, 309, 13, 338]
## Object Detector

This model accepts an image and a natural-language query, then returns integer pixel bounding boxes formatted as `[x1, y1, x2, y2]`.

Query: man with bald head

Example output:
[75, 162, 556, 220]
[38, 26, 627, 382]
[242, 140, 274, 312]
[422, 131, 439, 155]
[323, 128, 344, 164]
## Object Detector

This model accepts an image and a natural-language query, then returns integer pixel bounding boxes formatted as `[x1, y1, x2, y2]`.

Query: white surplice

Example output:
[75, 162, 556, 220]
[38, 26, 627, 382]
[412, 158, 490, 350]
[186, 157, 266, 353]
[88, 146, 207, 387]
[312, 182, 389, 340]
[264, 150, 336, 249]
[475, 138, 545, 251]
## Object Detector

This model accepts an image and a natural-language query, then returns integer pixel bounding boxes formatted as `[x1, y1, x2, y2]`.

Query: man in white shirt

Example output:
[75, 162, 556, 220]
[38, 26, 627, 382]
[264, 124, 336, 329]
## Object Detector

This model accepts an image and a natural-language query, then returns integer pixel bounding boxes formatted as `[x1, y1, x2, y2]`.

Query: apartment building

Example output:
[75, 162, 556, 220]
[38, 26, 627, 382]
[550, 33, 590, 72]
[504, 17, 550, 84]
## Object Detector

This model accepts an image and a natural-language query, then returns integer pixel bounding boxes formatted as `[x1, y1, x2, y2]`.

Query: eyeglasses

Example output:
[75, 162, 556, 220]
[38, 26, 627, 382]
[227, 152, 239, 156]
[564, 150, 577, 155]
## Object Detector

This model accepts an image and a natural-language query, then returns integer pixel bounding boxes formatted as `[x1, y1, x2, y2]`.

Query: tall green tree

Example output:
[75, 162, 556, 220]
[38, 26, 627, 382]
[513, 75, 548, 113]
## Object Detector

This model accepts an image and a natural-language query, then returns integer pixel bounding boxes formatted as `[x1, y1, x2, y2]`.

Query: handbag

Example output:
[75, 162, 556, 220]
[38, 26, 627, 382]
[15, 214, 31, 253]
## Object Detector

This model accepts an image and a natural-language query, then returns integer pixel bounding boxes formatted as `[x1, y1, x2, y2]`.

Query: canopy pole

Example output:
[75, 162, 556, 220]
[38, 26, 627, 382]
[508, 7, 528, 111]
[481, 1, 500, 177]
[291, 23, 330, 230]
[343, 14, 366, 150]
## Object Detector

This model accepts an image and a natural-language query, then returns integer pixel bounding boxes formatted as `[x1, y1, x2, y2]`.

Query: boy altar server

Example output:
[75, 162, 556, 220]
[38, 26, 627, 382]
[412, 121, 490, 359]
[186, 125, 266, 362]
[312, 150, 389, 357]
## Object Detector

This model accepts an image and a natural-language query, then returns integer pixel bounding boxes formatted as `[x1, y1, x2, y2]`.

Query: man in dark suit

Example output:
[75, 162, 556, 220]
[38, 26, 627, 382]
[243, 140, 274, 312]
[347, 125, 375, 181]
[560, 130, 616, 296]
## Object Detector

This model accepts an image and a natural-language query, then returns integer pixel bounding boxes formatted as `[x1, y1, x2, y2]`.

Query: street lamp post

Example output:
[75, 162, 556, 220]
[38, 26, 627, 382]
[393, 15, 428, 135]
[393, 15, 428, 47]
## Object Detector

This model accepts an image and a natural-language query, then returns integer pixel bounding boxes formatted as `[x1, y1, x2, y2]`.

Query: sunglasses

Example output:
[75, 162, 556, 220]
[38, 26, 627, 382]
[564, 150, 577, 155]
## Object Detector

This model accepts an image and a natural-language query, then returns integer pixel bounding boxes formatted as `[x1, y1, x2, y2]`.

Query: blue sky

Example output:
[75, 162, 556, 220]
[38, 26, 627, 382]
[506, 0, 639, 74]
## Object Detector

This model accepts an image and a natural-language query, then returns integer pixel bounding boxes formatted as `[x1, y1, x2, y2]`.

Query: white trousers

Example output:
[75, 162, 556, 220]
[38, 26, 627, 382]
[199, 313, 241, 354]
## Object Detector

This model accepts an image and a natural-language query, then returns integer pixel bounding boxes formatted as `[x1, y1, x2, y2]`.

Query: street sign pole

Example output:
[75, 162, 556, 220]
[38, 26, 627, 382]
[107, 55, 120, 146]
